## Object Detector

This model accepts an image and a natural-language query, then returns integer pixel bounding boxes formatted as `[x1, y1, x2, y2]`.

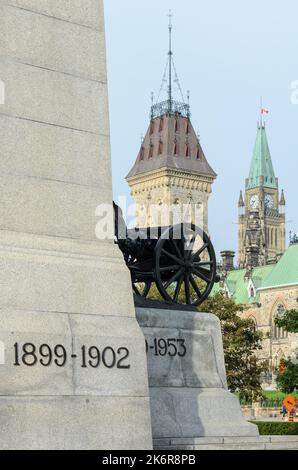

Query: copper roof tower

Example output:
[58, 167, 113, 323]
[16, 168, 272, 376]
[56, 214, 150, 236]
[126, 12, 216, 231]
[126, 12, 216, 181]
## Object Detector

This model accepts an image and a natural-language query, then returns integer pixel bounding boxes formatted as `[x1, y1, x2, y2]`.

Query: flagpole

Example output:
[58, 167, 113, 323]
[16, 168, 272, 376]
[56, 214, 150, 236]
[260, 96, 263, 127]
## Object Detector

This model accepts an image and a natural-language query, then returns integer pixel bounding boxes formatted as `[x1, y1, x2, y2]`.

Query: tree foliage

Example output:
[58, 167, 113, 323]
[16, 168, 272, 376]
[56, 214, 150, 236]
[275, 309, 298, 394]
[200, 293, 267, 400]
[276, 359, 298, 394]
[275, 309, 298, 333]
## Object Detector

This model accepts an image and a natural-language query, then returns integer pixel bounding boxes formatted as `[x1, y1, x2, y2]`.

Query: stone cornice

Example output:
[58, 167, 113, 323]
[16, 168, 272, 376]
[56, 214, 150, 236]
[127, 168, 215, 194]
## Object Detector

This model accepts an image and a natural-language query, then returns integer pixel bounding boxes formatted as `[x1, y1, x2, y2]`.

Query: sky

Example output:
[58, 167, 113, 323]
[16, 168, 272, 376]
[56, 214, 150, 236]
[104, 0, 298, 257]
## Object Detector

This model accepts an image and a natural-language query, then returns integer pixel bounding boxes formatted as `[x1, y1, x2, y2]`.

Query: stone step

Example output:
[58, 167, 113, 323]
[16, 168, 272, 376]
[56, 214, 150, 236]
[154, 435, 298, 450]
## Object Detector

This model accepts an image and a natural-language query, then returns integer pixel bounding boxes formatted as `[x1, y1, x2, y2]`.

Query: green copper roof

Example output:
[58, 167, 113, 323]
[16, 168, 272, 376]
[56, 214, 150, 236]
[260, 243, 298, 290]
[251, 265, 275, 289]
[225, 265, 274, 305]
[214, 245, 298, 305]
[226, 269, 248, 304]
[246, 125, 278, 190]
[213, 244, 298, 304]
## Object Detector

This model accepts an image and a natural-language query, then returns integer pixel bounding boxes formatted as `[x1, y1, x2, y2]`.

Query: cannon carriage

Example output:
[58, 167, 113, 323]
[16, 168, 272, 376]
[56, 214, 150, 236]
[114, 203, 219, 307]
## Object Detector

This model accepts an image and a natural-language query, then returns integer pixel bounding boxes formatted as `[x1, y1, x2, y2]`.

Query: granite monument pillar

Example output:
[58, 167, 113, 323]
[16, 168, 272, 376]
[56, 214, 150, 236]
[0, 0, 152, 450]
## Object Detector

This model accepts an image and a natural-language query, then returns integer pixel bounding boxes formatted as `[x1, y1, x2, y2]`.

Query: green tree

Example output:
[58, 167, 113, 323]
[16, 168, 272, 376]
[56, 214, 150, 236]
[275, 309, 298, 333]
[275, 309, 298, 394]
[200, 293, 267, 401]
[276, 359, 298, 394]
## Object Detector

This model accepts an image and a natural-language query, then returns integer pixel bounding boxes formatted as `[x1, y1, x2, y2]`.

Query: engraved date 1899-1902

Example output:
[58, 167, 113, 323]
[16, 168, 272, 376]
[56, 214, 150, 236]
[11, 337, 187, 370]
[13, 343, 130, 369]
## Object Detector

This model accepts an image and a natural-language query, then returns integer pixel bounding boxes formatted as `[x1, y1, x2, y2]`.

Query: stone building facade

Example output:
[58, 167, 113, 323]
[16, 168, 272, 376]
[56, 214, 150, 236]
[218, 238, 298, 389]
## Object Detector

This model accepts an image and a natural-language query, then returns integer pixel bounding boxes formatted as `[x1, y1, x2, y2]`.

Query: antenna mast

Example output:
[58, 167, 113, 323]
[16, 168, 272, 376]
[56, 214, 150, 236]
[168, 10, 173, 113]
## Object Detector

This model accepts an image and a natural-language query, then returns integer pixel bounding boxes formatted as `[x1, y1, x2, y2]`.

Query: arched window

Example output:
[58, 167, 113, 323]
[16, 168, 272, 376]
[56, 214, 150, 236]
[248, 316, 257, 333]
[275, 228, 278, 247]
[186, 145, 191, 158]
[186, 120, 190, 134]
[196, 147, 201, 160]
[173, 142, 178, 156]
[272, 305, 288, 340]
[271, 228, 274, 246]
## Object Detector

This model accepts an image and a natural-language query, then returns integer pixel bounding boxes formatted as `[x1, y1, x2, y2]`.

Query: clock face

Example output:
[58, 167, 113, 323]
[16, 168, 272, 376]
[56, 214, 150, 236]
[264, 194, 274, 209]
[250, 195, 259, 209]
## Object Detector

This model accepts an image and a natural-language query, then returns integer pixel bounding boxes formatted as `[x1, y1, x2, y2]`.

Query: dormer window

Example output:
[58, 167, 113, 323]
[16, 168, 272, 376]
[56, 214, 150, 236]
[159, 117, 164, 132]
[186, 145, 191, 158]
[175, 117, 179, 132]
[150, 120, 154, 135]
[196, 148, 201, 160]
[158, 141, 163, 155]
[186, 121, 190, 134]
[149, 144, 153, 159]
[139, 147, 145, 161]
[173, 142, 178, 156]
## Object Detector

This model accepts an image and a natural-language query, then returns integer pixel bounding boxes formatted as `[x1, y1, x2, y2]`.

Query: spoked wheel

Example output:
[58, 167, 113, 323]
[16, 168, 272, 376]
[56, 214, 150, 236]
[132, 281, 152, 298]
[154, 223, 217, 306]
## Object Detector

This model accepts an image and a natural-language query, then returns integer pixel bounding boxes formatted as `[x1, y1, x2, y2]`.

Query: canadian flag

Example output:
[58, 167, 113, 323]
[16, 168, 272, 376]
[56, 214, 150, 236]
[261, 108, 269, 114]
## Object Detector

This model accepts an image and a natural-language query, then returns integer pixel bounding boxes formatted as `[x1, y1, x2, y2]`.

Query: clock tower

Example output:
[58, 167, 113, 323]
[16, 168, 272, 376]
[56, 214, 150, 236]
[238, 123, 286, 269]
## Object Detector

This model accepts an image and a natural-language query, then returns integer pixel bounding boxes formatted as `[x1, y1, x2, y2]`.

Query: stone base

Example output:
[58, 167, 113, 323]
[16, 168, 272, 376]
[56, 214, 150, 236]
[0, 396, 151, 450]
[0, 236, 152, 450]
[150, 388, 257, 438]
[136, 307, 258, 442]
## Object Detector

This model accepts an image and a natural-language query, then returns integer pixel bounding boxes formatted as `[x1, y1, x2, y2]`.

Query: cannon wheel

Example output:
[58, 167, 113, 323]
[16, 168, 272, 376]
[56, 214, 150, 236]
[132, 281, 152, 298]
[154, 224, 217, 306]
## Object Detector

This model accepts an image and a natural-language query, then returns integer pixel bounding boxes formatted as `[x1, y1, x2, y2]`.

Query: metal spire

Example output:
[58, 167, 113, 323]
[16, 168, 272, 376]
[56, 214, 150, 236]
[168, 10, 173, 112]
[150, 11, 190, 120]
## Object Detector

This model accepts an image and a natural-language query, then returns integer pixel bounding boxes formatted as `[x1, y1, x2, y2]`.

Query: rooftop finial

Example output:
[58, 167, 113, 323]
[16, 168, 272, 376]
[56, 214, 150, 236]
[150, 12, 191, 120]
[168, 10, 173, 112]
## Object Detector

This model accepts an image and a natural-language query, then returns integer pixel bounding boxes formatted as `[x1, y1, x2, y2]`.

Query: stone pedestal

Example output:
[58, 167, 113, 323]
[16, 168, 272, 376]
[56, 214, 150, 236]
[136, 307, 258, 448]
[0, 1, 152, 449]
